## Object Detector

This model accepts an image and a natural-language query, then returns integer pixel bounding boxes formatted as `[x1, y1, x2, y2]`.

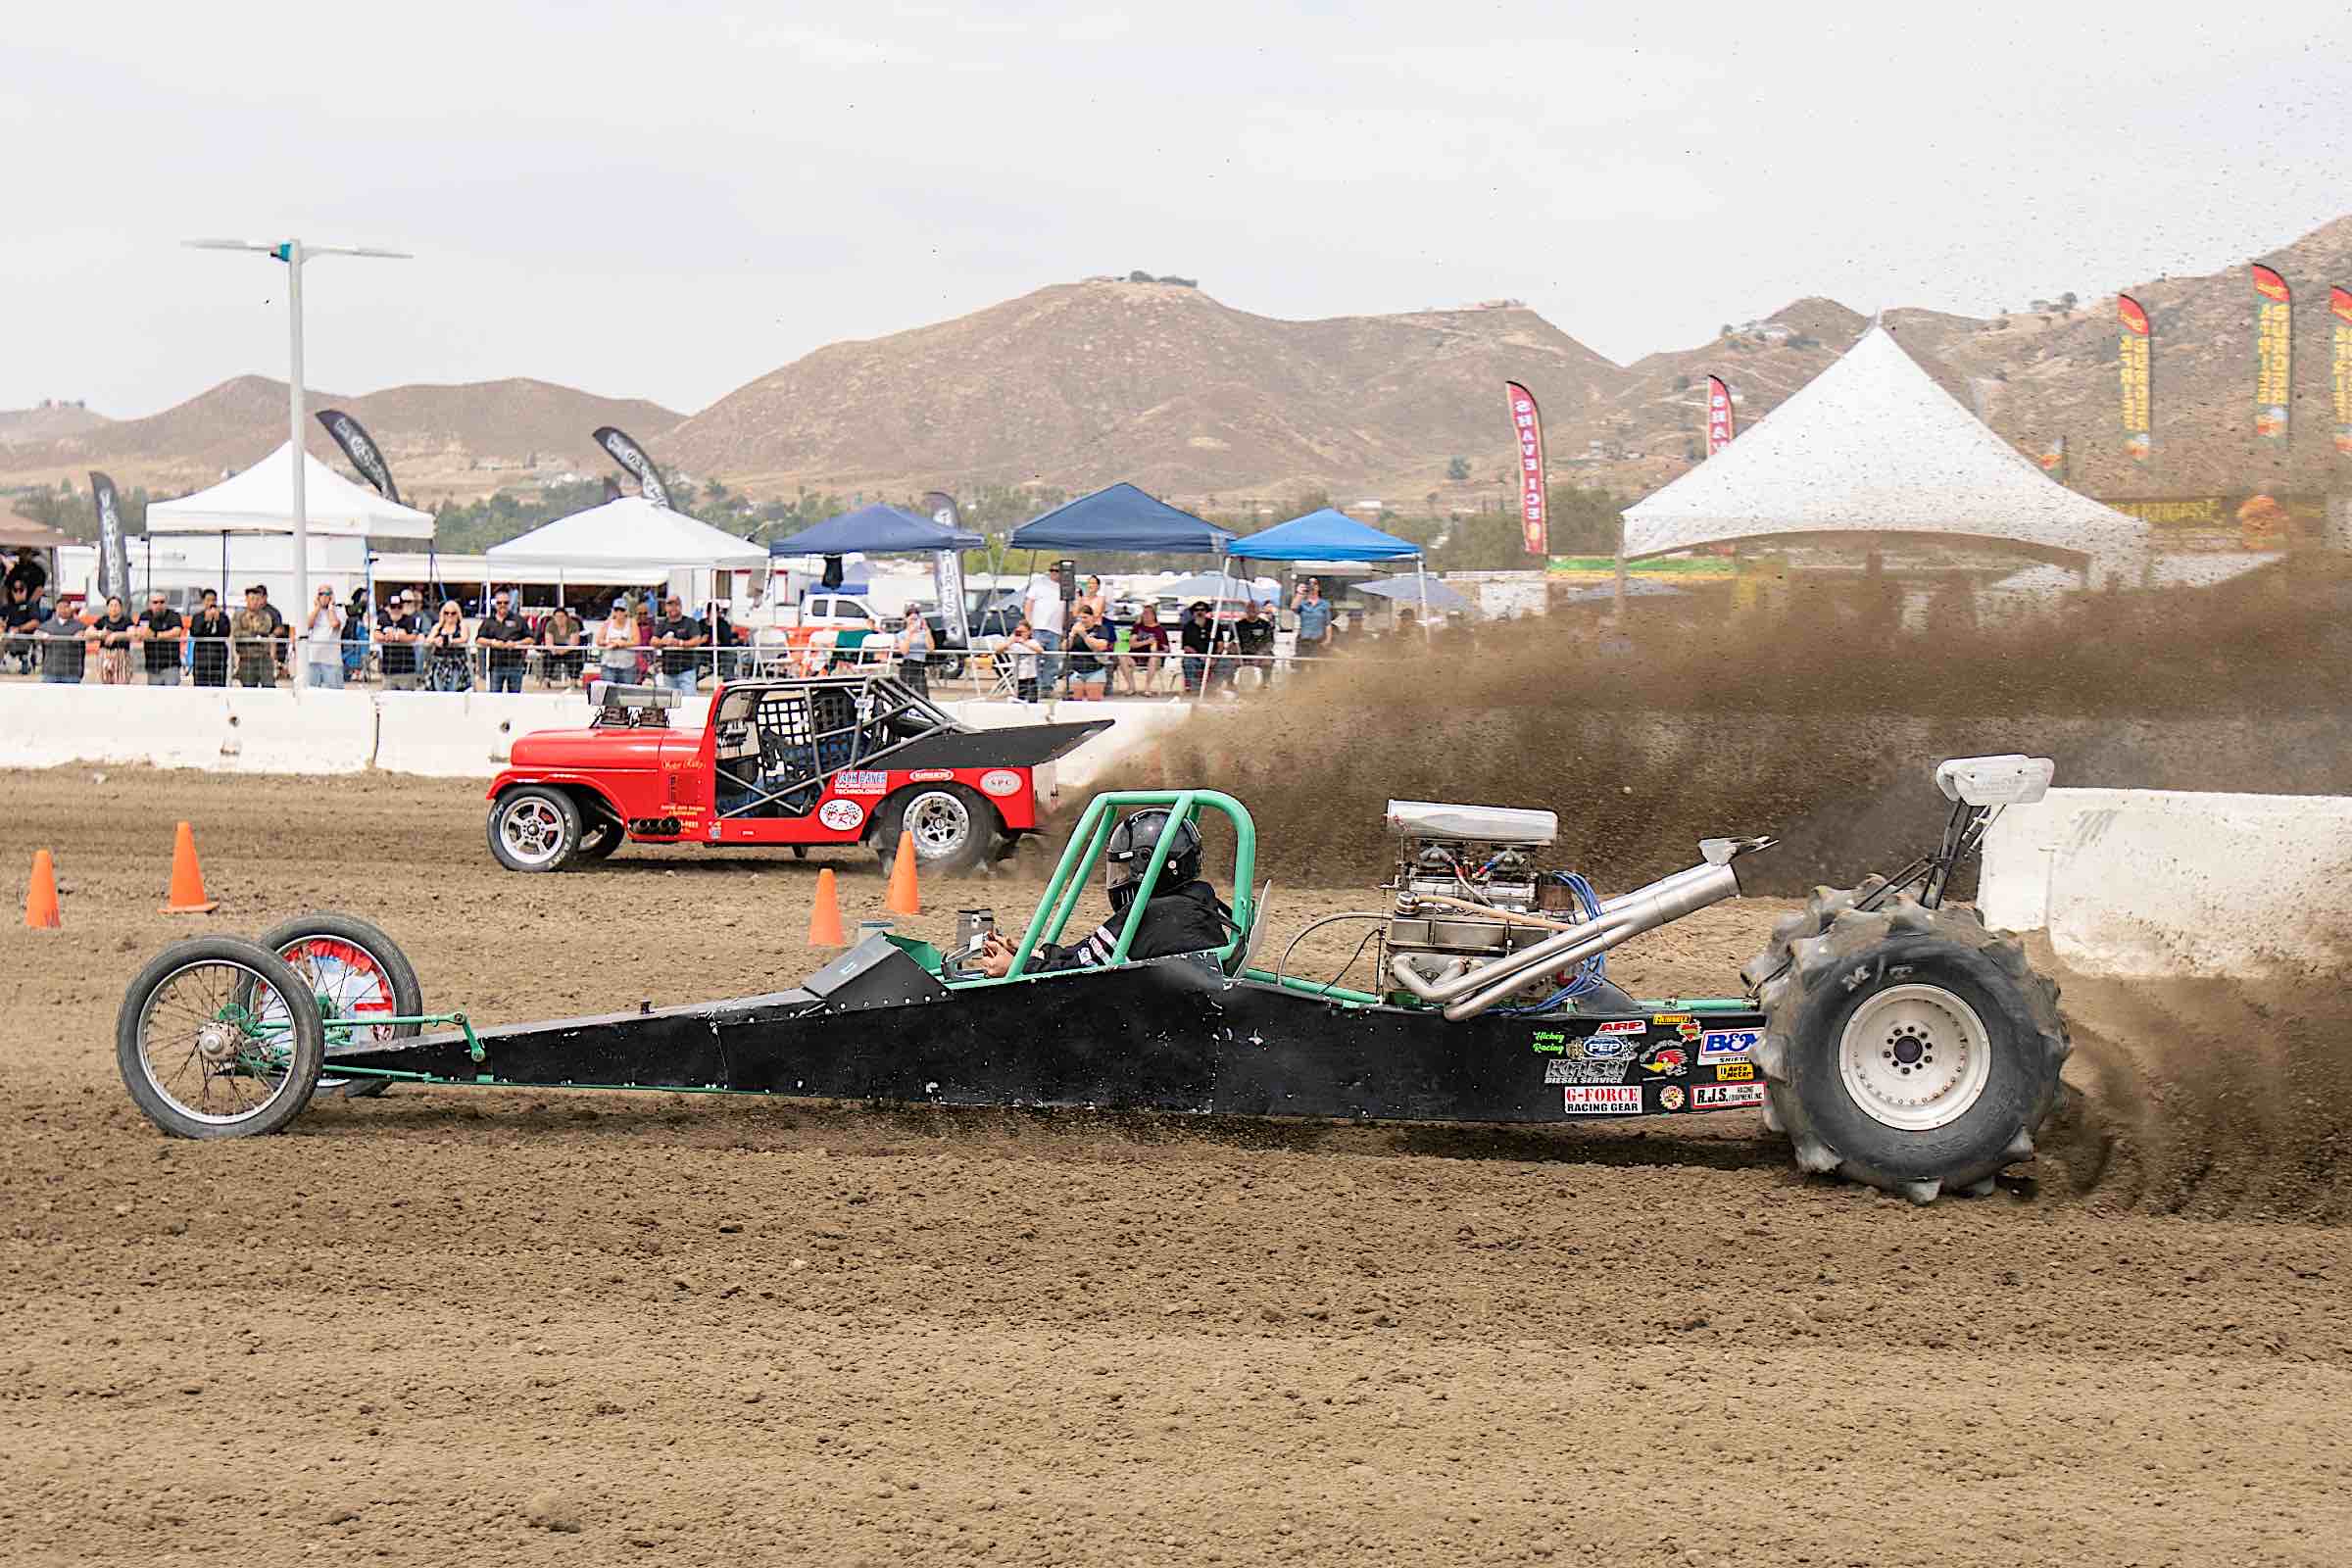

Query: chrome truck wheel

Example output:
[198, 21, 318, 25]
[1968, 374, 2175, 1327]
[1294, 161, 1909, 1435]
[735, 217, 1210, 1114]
[876, 784, 995, 877]
[488, 787, 581, 872]
[118, 938, 324, 1139]
[1744, 886, 2067, 1202]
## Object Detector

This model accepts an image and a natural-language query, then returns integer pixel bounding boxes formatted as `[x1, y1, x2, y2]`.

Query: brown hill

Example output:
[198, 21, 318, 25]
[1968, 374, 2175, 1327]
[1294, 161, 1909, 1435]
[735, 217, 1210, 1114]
[0, 376, 683, 504]
[0, 402, 112, 446]
[1594, 214, 2352, 501]
[665, 279, 1628, 507]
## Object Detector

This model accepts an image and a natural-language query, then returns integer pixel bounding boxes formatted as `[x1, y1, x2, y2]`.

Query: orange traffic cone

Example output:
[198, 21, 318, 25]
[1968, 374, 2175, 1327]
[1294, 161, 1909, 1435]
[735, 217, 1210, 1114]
[24, 850, 60, 930]
[808, 867, 846, 946]
[161, 821, 219, 914]
[884, 829, 921, 916]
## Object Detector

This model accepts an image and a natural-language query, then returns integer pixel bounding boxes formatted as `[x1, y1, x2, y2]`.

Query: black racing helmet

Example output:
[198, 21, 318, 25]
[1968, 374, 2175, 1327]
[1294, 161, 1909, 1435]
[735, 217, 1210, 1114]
[1104, 808, 1203, 911]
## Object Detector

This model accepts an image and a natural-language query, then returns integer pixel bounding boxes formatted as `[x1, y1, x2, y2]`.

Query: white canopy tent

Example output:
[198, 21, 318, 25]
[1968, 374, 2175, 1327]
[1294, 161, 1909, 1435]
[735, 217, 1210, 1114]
[1622, 324, 2151, 583]
[487, 495, 768, 612]
[146, 442, 435, 539]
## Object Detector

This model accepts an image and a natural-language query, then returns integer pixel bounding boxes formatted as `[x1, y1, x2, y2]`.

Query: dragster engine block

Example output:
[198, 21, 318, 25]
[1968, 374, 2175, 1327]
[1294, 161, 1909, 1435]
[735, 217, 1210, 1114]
[1379, 801, 1604, 1006]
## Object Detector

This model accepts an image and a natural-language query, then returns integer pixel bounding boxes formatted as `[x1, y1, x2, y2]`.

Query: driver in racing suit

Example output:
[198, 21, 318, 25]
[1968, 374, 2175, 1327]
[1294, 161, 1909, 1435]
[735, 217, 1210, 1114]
[975, 808, 1231, 975]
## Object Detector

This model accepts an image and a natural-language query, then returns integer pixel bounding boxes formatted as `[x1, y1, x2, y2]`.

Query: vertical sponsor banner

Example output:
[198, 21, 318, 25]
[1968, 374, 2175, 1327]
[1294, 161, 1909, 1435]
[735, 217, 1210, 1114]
[2118, 295, 2153, 464]
[2037, 435, 2068, 482]
[1704, 375, 1735, 455]
[2252, 265, 2291, 443]
[2330, 285, 2352, 457]
[314, 410, 401, 503]
[1503, 381, 1547, 555]
[921, 490, 972, 645]
[89, 471, 130, 603]
[591, 426, 673, 510]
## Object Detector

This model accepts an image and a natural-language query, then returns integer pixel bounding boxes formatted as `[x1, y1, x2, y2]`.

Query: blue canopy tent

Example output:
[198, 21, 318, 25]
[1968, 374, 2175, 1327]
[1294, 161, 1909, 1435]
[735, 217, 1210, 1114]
[1225, 507, 1430, 630]
[765, 503, 982, 557]
[1008, 483, 1234, 555]
[1224, 509, 1419, 563]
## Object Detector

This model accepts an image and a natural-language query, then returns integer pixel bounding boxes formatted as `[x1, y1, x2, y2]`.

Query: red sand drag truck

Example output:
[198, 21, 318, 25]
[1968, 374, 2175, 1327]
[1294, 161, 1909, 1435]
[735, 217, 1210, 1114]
[485, 676, 1107, 875]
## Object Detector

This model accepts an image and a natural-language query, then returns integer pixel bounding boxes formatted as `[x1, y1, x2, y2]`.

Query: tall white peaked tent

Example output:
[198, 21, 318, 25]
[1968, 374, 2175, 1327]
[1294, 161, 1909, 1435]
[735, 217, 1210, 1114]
[146, 442, 435, 539]
[1623, 324, 2150, 579]
[485, 495, 767, 574]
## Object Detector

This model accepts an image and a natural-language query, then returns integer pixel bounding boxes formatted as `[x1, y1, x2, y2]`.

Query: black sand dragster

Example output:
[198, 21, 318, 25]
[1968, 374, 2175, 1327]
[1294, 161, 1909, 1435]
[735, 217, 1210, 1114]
[115, 758, 2069, 1200]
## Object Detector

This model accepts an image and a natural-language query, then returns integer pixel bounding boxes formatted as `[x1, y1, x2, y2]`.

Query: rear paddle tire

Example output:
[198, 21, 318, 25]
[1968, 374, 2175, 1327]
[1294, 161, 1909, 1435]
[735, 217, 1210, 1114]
[1744, 886, 2068, 1202]
[119, 937, 324, 1139]
[875, 784, 995, 878]
[489, 786, 582, 872]
[255, 912, 422, 1101]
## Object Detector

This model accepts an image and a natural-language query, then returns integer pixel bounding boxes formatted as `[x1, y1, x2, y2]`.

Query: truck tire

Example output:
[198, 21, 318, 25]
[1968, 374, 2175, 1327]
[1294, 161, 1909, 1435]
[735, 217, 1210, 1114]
[119, 937, 324, 1139]
[578, 818, 624, 861]
[1743, 885, 2068, 1202]
[875, 784, 995, 878]
[255, 912, 423, 1100]
[489, 786, 582, 873]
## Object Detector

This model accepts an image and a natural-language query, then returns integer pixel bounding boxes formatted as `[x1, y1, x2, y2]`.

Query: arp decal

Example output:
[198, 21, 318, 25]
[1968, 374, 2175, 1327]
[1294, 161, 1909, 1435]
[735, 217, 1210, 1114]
[1641, 1048, 1690, 1078]
[1594, 1019, 1646, 1036]
[816, 799, 865, 831]
[834, 770, 888, 795]
[979, 769, 1024, 798]
[1699, 1028, 1762, 1060]
[1693, 1082, 1767, 1109]
[909, 768, 955, 783]
[1562, 1086, 1642, 1115]
[1713, 1062, 1755, 1082]
[1659, 1085, 1686, 1111]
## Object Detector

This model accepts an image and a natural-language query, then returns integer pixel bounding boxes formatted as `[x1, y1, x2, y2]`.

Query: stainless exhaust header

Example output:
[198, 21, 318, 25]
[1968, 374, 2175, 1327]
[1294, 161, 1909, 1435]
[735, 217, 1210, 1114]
[1384, 859, 1744, 1020]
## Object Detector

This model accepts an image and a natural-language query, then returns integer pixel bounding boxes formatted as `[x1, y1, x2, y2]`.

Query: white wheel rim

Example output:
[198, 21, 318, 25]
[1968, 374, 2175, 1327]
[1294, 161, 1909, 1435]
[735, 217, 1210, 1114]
[1838, 982, 1993, 1131]
[500, 799, 566, 865]
[905, 791, 970, 858]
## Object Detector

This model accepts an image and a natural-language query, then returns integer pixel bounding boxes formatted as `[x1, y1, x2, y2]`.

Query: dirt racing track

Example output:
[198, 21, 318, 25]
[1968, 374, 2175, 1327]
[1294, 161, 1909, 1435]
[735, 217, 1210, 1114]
[5, 767, 2350, 1567]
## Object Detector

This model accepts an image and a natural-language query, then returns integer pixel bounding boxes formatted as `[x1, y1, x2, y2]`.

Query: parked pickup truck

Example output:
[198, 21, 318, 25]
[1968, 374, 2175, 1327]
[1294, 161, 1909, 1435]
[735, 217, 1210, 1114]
[484, 675, 1107, 875]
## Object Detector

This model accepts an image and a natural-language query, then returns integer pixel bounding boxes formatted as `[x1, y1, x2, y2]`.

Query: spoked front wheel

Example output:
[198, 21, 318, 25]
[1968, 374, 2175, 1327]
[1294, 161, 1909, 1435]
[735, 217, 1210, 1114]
[118, 938, 324, 1139]
[255, 912, 422, 1100]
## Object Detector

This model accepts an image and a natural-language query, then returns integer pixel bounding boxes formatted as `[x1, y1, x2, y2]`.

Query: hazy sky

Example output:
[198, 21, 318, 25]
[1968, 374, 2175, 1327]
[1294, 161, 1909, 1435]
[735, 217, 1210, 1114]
[8, 2, 2350, 418]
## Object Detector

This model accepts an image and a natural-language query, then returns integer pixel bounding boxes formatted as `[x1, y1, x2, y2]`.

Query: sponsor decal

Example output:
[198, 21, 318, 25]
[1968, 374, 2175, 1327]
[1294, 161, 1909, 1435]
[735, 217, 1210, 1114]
[1531, 1030, 1568, 1055]
[1594, 1019, 1646, 1036]
[1562, 1086, 1642, 1115]
[1651, 1013, 1693, 1025]
[709, 821, 721, 840]
[834, 770, 888, 795]
[1545, 1059, 1630, 1086]
[1580, 1035, 1635, 1061]
[816, 799, 865, 831]
[1641, 1048, 1690, 1078]
[1693, 1082, 1767, 1109]
[978, 769, 1023, 798]
[909, 768, 954, 782]
[1659, 1085, 1686, 1111]
[1713, 1062, 1755, 1082]
[1699, 1028, 1760, 1060]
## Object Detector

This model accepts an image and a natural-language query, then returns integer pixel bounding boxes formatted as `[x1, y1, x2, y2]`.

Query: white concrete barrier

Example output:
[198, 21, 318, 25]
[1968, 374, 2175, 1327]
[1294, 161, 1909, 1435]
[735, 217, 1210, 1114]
[0, 684, 375, 774]
[1982, 787, 2352, 976]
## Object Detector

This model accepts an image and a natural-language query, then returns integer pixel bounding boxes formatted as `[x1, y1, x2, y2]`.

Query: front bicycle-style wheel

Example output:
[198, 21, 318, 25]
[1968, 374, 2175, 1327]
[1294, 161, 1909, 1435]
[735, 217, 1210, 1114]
[118, 938, 325, 1139]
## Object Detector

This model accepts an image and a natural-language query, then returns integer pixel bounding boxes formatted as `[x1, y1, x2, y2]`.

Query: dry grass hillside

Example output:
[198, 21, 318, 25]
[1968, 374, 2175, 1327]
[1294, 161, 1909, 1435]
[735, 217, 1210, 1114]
[0, 377, 682, 505]
[10, 212, 2349, 513]
[664, 278, 1626, 504]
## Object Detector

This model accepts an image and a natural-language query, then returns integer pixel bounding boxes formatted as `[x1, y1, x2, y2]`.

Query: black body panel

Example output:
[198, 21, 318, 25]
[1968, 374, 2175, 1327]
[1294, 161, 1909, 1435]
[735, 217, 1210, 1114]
[329, 938, 1768, 1123]
[877, 720, 1111, 772]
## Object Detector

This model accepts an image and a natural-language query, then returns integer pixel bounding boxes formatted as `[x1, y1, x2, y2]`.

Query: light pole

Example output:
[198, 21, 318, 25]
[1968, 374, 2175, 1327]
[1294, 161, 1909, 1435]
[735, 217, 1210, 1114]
[184, 237, 410, 687]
